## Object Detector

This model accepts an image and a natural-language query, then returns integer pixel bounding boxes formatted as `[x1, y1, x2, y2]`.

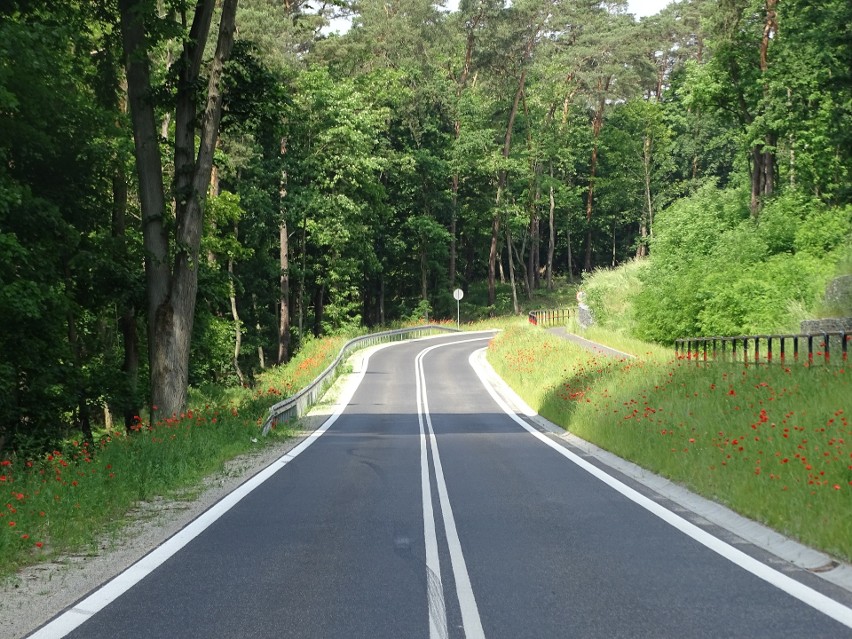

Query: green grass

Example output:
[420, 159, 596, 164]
[0, 335, 346, 578]
[488, 325, 852, 561]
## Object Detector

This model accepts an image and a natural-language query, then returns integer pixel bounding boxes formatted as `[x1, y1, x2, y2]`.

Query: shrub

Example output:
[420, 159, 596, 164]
[581, 259, 647, 335]
[635, 186, 847, 343]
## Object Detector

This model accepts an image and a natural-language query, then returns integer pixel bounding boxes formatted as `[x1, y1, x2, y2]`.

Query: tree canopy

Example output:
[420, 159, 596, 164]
[1, 0, 849, 453]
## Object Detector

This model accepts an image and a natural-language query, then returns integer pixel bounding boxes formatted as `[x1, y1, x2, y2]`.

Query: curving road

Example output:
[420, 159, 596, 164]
[31, 332, 852, 638]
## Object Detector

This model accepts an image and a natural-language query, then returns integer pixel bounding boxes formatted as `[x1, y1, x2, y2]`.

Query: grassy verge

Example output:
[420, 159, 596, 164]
[487, 325, 852, 561]
[0, 335, 346, 578]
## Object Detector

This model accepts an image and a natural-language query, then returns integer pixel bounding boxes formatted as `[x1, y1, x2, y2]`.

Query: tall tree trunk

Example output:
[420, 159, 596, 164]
[751, 0, 778, 216]
[584, 83, 609, 272]
[530, 160, 542, 292]
[278, 138, 290, 365]
[313, 285, 324, 337]
[420, 246, 429, 302]
[96, 29, 139, 432]
[490, 68, 528, 310]
[506, 226, 519, 315]
[298, 212, 307, 338]
[498, 240, 506, 284]
[119, 0, 238, 420]
[611, 220, 617, 267]
[379, 275, 386, 326]
[450, 8, 483, 286]
[278, 221, 290, 365]
[228, 257, 245, 386]
[251, 294, 265, 371]
[517, 229, 532, 300]
[450, 175, 458, 286]
[528, 212, 539, 294]
[523, 93, 546, 295]
[464, 241, 476, 290]
[567, 228, 574, 284]
[637, 134, 653, 258]
[112, 160, 139, 432]
[547, 178, 555, 291]
[66, 297, 93, 444]
[488, 190, 501, 311]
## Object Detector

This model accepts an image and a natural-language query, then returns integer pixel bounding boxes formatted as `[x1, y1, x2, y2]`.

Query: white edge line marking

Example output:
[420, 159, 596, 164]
[29, 344, 388, 639]
[469, 348, 852, 630]
[418, 337, 493, 639]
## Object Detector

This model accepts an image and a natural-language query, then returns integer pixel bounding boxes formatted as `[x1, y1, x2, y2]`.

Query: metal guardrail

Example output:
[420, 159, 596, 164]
[261, 325, 460, 435]
[674, 332, 849, 365]
[528, 308, 570, 327]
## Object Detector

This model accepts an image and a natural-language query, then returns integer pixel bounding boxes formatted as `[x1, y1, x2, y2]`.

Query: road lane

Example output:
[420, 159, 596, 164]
[416, 338, 491, 639]
[419, 338, 851, 638]
[31, 331, 852, 638]
[50, 335, 465, 639]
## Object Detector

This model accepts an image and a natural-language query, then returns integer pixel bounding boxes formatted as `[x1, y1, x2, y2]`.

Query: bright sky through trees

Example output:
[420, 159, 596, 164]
[628, 0, 671, 18]
[325, 0, 674, 34]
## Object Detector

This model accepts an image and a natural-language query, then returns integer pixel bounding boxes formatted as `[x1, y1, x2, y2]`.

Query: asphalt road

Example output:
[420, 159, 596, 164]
[32, 332, 852, 638]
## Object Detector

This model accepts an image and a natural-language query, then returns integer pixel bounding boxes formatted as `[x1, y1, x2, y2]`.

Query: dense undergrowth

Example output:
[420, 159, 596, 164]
[487, 325, 852, 561]
[579, 189, 851, 342]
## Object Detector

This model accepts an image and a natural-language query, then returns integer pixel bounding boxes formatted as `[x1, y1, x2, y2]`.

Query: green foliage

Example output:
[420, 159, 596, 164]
[794, 206, 852, 256]
[635, 186, 846, 342]
[0, 3, 141, 453]
[0, 331, 352, 576]
[3, 0, 850, 456]
[581, 260, 647, 335]
[190, 312, 239, 386]
[405, 299, 434, 324]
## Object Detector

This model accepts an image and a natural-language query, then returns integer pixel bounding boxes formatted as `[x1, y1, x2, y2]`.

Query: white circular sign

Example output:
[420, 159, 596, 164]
[453, 288, 464, 301]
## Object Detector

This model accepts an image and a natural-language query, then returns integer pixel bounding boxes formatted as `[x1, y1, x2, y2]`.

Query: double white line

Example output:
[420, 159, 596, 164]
[415, 338, 490, 639]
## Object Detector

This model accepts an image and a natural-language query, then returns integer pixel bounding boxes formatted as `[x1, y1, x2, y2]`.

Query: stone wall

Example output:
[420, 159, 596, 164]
[578, 303, 594, 328]
[800, 317, 852, 333]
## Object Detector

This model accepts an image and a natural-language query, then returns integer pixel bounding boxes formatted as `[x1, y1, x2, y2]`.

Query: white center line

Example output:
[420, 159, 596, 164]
[417, 346, 448, 639]
[416, 337, 491, 639]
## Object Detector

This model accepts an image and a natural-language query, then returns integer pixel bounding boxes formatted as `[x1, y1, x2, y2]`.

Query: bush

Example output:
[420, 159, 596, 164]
[635, 186, 847, 343]
[581, 259, 647, 334]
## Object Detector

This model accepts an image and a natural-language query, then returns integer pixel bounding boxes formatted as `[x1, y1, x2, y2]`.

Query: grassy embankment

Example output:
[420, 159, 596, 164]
[487, 324, 851, 562]
[0, 335, 347, 578]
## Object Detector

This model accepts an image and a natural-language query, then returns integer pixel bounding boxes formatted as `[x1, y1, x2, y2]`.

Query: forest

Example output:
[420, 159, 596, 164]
[1, 0, 850, 454]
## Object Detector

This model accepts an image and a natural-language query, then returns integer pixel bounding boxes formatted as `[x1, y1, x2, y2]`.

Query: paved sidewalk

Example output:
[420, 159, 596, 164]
[546, 326, 635, 359]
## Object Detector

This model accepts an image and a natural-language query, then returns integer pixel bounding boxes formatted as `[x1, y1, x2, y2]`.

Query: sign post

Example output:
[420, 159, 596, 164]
[452, 288, 464, 329]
